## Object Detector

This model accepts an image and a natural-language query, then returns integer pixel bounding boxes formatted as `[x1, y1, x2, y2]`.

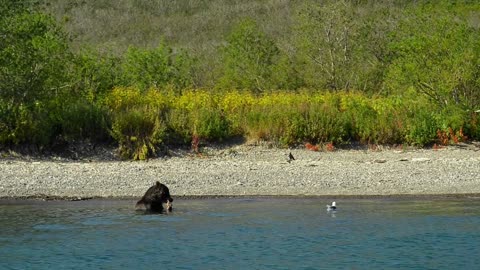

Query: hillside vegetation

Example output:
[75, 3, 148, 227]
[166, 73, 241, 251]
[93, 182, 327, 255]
[1, 0, 480, 159]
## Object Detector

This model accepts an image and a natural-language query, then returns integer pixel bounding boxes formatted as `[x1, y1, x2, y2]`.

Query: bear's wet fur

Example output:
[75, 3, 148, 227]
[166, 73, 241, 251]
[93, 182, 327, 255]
[136, 181, 173, 213]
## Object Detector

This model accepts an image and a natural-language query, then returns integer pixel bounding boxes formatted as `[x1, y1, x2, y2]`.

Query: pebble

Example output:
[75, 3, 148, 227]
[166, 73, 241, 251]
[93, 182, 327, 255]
[0, 145, 479, 198]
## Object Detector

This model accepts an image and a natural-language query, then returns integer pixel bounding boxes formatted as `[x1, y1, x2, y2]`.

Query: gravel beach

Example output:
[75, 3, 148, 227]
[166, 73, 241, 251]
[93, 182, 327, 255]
[1, 144, 479, 199]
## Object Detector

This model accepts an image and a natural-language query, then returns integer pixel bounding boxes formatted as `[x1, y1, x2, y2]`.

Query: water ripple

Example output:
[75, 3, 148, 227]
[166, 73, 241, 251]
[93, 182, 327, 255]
[1, 198, 480, 269]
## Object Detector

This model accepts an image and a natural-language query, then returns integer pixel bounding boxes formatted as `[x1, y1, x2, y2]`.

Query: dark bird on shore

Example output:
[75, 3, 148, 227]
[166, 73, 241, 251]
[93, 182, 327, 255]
[136, 181, 173, 213]
[327, 201, 337, 211]
[288, 152, 295, 163]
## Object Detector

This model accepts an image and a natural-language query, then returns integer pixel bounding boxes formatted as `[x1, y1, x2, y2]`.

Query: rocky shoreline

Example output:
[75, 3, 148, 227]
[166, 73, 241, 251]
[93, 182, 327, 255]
[1, 143, 480, 200]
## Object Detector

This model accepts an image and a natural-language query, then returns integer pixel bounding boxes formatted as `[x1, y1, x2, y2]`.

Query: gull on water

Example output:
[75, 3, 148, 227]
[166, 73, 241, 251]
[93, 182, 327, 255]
[327, 201, 337, 211]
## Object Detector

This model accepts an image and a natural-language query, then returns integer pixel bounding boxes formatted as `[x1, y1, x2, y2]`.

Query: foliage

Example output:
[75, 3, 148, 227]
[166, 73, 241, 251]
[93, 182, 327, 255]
[219, 19, 280, 92]
[0, 0, 39, 16]
[384, 5, 480, 109]
[169, 90, 231, 143]
[0, 101, 54, 146]
[295, 0, 361, 90]
[105, 87, 169, 160]
[341, 94, 405, 144]
[74, 48, 122, 102]
[59, 97, 110, 143]
[242, 92, 349, 145]
[0, 12, 71, 104]
[2, 1, 480, 158]
[120, 42, 195, 90]
[0, 6, 73, 145]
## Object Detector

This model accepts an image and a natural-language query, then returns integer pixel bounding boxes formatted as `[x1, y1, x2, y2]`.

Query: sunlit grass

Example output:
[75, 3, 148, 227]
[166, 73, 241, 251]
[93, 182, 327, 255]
[103, 87, 476, 159]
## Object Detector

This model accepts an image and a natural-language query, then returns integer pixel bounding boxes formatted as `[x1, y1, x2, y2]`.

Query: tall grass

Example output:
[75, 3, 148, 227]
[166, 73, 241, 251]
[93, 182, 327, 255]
[105, 87, 169, 159]
[103, 87, 478, 159]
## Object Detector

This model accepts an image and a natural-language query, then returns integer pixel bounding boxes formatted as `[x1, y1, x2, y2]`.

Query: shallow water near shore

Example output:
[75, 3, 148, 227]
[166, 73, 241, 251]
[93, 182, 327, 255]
[1, 198, 480, 269]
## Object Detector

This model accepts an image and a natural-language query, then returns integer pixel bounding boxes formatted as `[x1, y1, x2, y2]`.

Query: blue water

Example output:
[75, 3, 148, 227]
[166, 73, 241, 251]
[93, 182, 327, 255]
[1, 198, 480, 269]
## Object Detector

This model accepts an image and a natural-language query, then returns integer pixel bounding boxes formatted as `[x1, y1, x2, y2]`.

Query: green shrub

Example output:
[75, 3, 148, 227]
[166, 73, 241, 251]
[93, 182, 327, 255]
[405, 109, 438, 146]
[111, 108, 166, 160]
[106, 87, 169, 160]
[436, 105, 468, 132]
[120, 41, 194, 90]
[244, 105, 287, 143]
[218, 19, 280, 92]
[0, 8, 74, 147]
[384, 5, 480, 109]
[165, 107, 191, 145]
[240, 92, 346, 146]
[303, 101, 348, 144]
[0, 101, 60, 146]
[276, 96, 348, 145]
[60, 98, 111, 143]
[341, 94, 378, 143]
[168, 90, 232, 143]
[0, 12, 72, 105]
[467, 112, 480, 140]
[193, 108, 230, 141]
[74, 48, 122, 101]
[0, 100, 15, 144]
[372, 98, 405, 144]
[295, 0, 380, 91]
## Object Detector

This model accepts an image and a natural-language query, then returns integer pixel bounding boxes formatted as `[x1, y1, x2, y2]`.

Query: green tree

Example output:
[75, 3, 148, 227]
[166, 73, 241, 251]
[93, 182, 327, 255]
[219, 19, 280, 93]
[74, 48, 122, 102]
[385, 5, 480, 110]
[120, 41, 194, 90]
[0, 6, 73, 145]
[0, 13, 71, 105]
[354, 3, 401, 94]
[295, 0, 361, 90]
[0, 0, 39, 16]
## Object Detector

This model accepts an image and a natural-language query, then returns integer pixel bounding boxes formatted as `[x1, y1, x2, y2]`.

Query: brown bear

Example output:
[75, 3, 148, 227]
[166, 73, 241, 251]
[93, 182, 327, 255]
[136, 181, 173, 213]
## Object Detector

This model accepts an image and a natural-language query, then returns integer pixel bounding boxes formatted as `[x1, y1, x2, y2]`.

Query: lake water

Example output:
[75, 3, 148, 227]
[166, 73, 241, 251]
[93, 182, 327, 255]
[1, 198, 479, 269]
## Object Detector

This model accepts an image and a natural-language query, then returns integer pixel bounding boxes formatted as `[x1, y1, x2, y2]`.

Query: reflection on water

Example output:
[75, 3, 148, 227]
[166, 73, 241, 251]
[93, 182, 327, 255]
[1, 198, 480, 269]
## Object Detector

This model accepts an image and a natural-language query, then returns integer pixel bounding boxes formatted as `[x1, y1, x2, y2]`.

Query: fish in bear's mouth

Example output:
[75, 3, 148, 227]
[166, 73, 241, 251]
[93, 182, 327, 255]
[166, 200, 173, 211]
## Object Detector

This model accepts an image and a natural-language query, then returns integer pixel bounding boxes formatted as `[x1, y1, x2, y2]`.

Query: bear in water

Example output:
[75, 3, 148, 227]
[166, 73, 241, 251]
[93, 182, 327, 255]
[136, 182, 173, 213]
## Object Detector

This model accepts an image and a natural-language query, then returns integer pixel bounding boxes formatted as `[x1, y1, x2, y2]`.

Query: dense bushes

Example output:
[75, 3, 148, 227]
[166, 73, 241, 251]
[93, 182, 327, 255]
[1, 1, 480, 159]
[218, 19, 280, 92]
[100, 88, 479, 159]
[121, 42, 195, 90]
[0, 4, 73, 146]
[105, 87, 168, 160]
[384, 4, 480, 110]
